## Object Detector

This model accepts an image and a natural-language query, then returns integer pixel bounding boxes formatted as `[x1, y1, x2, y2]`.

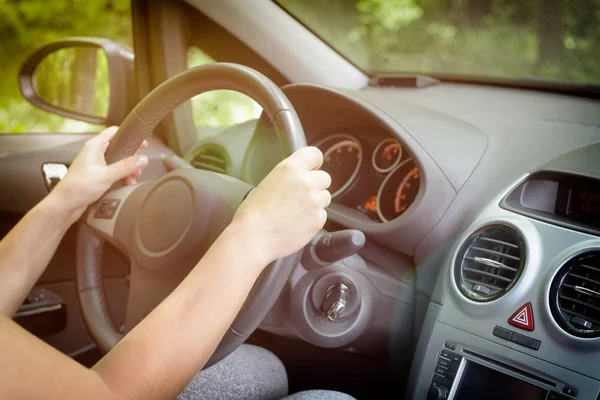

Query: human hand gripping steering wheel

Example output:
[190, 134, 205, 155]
[75, 63, 330, 367]
[54, 126, 149, 219]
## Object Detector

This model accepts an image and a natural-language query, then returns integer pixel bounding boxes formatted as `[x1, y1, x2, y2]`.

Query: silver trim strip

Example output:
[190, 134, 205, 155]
[468, 256, 518, 272]
[447, 357, 467, 400]
[15, 303, 62, 318]
[574, 285, 600, 299]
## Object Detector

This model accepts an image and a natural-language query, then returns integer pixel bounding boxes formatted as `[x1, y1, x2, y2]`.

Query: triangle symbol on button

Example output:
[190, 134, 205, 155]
[508, 302, 535, 331]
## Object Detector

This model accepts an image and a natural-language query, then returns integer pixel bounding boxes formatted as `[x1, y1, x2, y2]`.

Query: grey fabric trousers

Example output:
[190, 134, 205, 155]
[177, 344, 355, 400]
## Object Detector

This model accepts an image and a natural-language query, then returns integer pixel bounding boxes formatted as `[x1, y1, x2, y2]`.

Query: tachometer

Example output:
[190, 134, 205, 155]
[372, 139, 402, 173]
[377, 159, 420, 222]
[315, 134, 363, 198]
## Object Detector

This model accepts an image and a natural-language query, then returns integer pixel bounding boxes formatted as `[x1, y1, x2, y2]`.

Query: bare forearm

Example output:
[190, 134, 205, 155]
[0, 187, 82, 315]
[0, 222, 265, 400]
[93, 222, 266, 399]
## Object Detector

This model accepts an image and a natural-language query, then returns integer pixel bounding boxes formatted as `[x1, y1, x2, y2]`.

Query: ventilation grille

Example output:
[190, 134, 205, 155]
[455, 225, 525, 302]
[189, 144, 229, 174]
[550, 251, 600, 338]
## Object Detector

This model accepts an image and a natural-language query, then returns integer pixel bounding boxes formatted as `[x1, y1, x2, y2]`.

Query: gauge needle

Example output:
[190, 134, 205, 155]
[335, 154, 341, 166]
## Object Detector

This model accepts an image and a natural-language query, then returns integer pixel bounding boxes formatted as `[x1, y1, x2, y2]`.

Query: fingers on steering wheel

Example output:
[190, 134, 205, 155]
[95, 126, 119, 145]
[310, 170, 332, 191]
[317, 190, 332, 208]
[123, 176, 137, 186]
[291, 146, 323, 171]
[106, 154, 148, 184]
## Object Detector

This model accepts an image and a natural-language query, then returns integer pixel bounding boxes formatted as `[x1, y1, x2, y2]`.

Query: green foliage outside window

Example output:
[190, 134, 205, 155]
[2, 0, 599, 134]
[278, 0, 600, 84]
[187, 47, 262, 129]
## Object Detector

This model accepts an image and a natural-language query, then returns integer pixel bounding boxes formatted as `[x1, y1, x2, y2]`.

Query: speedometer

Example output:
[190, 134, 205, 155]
[377, 159, 421, 222]
[315, 134, 363, 198]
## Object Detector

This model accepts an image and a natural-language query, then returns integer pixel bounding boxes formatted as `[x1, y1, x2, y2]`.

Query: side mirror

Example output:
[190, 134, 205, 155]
[19, 37, 134, 126]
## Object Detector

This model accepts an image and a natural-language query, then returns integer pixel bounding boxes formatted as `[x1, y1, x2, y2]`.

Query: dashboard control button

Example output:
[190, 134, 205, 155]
[548, 392, 570, 400]
[434, 366, 456, 379]
[493, 326, 513, 341]
[562, 386, 578, 396]
[508, 302, 535, 331]
[509, 332, 541, 350]
[440, 350, 462, 364]
[432, 373, 453, 388]
[94, 198, 121, 220]
[444, 341, 457, 350]
[436, 358, 459, 372]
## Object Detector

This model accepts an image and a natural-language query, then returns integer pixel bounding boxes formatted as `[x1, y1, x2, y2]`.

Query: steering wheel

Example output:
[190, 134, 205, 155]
[76, 63, 306, 367]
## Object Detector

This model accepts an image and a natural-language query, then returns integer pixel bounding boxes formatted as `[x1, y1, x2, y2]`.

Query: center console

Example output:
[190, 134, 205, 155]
[408, 145, 600, 400]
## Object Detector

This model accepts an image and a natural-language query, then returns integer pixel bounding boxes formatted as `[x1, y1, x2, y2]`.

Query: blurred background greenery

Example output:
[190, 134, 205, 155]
[1, 0, 599, 134]
[279, 0, 600, 84]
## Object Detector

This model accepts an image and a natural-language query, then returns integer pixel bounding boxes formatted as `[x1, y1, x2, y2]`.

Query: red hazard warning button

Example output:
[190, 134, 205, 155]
[508, 302, 535, 331]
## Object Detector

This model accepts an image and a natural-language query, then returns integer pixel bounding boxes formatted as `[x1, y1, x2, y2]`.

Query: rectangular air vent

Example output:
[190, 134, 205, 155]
[189, 145, 228, 174]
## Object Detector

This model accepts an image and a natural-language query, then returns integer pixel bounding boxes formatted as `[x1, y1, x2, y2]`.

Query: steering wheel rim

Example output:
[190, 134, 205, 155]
[76, 63, 306, 367]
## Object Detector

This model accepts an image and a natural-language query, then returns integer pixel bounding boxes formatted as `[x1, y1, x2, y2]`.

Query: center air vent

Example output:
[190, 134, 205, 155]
[189, 144, 229, 174]
[550, 251, 600, 339]
[455, 225, 525, 302]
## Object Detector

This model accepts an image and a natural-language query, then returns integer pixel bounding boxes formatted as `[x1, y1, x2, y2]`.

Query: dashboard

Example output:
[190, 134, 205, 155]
[183, 80, 600, 399]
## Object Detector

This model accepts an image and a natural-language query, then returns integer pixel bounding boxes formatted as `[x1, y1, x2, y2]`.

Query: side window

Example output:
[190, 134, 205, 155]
[187, 47, 262, 129]
[0, 2, 132, 133]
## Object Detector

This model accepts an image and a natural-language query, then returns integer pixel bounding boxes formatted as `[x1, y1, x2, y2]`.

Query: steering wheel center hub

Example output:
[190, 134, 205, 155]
[137, 177, 194, 257]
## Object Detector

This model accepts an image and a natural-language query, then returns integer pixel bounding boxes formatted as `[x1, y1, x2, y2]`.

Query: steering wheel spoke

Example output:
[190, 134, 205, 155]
[85, 183, 149, 255]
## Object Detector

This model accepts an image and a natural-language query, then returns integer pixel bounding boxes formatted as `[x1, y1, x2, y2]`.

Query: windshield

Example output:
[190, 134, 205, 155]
[276, 0, 600, 86]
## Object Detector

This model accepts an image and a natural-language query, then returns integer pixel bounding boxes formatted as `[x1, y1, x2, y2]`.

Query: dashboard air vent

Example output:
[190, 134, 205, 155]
[455, 225, 525, 302]
[550, 251, 600, 338]
[189, 144, 229, 174]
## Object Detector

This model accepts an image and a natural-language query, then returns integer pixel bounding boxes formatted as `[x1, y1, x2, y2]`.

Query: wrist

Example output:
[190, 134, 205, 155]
[223, 217, 272, 273]
[46, 184, 87, 224]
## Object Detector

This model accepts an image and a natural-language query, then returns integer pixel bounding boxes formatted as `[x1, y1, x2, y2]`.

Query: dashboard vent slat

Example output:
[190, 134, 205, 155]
[580, 264, 600, 274]
[463, 278, 503, 292]
[567, 273, 600, 286]
[478, 236, 519, 249]
[558, 294, 600, 314]
[455, 225, 525, 302]
[470, 246, 521, 261]
[462, 267, 514, 283]
[188, 144, 229, 175]
[550, 251, 600, 338]
[465, 256, 519, 272]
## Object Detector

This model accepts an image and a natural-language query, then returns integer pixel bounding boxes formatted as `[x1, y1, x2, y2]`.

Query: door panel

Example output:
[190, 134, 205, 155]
[0, 134, 171, 356]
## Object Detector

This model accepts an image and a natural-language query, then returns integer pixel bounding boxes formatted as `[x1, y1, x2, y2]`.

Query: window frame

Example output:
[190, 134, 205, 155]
[133, 0, 290, 156]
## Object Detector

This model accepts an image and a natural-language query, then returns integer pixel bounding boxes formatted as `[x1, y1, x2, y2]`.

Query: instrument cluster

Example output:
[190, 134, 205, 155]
[313, 132, 421, 222]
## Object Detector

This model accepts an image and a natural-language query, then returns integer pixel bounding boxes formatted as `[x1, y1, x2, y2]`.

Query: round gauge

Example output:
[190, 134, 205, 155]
[314, 134, 363, 198]
[377, 159, 421, 222]
[372, 139, 402, 173]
